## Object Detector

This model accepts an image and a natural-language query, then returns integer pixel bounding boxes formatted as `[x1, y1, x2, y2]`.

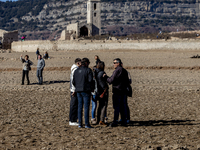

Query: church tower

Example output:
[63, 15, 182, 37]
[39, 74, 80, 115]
[197, 0, 200, 22]
[87, 0, 101, 36]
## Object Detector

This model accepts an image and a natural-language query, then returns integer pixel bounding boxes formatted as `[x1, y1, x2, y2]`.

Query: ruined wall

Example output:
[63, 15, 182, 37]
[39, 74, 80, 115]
[0, 29, 7, 37]
[12, 40, 55, 52]
[12, 39, 200, 52]
[3, 31, 18, 49]
[67, 23, 78, 34]
[59, 30, 66, 41]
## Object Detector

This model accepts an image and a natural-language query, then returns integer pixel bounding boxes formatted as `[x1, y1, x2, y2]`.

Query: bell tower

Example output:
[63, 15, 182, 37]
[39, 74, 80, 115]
[87, 0, 101, 36]
[197, 0, 200, 22]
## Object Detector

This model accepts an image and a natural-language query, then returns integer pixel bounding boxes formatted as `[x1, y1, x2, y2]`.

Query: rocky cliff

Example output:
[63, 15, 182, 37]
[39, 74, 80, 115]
[1, 0, 200, 39]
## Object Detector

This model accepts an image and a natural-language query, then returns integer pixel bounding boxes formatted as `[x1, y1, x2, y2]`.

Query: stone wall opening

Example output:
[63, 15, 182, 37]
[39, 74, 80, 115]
[80, 26, 88, 37]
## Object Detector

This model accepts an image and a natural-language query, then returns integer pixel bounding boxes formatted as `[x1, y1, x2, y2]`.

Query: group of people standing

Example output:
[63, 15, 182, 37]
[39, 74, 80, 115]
[69, 56, 131, 128]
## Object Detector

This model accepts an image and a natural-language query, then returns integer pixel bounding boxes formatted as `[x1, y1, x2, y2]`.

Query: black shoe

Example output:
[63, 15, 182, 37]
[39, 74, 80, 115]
[109, 122, 118, 127]
[21, 83, 24, 85]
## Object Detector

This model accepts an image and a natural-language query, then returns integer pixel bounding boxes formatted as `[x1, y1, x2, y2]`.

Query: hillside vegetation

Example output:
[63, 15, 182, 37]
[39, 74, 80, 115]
[0, 0, 200, 40]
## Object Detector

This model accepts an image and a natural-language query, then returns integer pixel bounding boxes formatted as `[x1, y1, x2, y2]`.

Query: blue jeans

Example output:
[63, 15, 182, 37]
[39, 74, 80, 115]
[36, 68, 43, 84]
[112, 93, 127, 124]
[77, 92, 91, 126]
[91, 95, 97, 119]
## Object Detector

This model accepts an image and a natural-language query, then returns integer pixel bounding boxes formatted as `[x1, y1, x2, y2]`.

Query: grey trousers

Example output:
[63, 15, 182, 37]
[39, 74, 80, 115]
[97, 92, 108, 123]
[36, 68, 43, 84]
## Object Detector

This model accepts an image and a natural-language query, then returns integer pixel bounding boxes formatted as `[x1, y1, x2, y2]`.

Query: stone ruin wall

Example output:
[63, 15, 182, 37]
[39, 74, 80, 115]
[3, 31, 18, 49]
[0, 30, 18, 49]
[12, 39, 200, 52]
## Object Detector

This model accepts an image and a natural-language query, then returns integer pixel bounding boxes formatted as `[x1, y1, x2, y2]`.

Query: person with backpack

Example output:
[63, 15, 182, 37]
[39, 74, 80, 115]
[20, 54, 33, 85]
[104, 58, 130, 127]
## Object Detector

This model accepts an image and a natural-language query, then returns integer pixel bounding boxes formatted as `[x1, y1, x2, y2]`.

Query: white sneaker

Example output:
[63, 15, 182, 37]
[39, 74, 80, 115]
[69, 121, 79, 126]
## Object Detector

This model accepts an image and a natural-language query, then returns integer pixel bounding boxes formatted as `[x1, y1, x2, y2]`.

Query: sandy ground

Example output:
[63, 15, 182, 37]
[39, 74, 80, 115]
[0, 49, 200, 149]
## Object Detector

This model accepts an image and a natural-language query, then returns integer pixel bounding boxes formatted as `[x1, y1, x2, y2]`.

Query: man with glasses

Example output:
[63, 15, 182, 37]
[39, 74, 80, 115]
[72, 58, 94, 128]
[104, 58, 129, 127]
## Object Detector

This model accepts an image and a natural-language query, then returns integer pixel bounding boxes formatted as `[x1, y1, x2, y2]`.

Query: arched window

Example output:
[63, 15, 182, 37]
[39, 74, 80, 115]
[94, 3, 96, 10]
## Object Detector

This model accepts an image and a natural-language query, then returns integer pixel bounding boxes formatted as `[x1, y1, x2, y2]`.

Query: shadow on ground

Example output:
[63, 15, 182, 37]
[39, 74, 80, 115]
[31, 80, 70, 85]
[128, 120, 197, 126]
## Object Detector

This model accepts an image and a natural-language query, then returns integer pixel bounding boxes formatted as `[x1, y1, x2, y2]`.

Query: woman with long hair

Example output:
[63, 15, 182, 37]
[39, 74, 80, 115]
[96, 61, 109, 125]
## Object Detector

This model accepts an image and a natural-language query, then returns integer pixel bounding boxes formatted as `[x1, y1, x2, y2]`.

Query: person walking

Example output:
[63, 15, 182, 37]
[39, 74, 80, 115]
[36, 55, 45, 85]
[104, 58, 130, 127]
[73, 58, 94, 128]
[69, 58, 81, 126]
[20, 55, 33, 85]
[96, 61, 109, 125]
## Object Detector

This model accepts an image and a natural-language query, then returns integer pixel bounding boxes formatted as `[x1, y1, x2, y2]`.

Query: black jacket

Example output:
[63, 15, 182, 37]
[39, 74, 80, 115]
[106, 66, 129, 94]
[95, 69, 108, 95]
[73, 66, 94, 92]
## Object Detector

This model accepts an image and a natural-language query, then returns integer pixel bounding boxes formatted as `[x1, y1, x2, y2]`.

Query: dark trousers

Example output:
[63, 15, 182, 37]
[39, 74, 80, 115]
[112, 93, 127, 125]
[22, 70, 30, 84]
[97, 92, 108, 123]
[69, 92, 78, 122]
[36, 68, 43, 84]
[77, 92, 91, 126]
[125, 96, 130, 120]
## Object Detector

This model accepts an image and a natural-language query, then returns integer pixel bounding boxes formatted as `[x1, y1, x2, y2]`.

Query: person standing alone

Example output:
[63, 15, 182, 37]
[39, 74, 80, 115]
[69, 58, 81, 126]
[37, 55, 45, 85]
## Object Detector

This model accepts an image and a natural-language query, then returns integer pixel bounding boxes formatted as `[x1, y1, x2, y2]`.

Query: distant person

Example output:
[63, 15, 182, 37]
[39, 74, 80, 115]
[21, 36, 25, 41]
[69, 58, 81, 126]
[72, 58, 94, 128]
[20, 55, 33, 85]
[36, 48, 40, 60]
[37, 55, 45, 85]
[43, 51, 50, 60]
[96, 61, 109, 125]
[94, 55, 100, 65]
[104, 58, 130, 127]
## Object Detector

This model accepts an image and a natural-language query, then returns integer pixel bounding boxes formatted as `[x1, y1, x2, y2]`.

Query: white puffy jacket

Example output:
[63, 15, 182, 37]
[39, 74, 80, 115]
[70, 64, 78, 92]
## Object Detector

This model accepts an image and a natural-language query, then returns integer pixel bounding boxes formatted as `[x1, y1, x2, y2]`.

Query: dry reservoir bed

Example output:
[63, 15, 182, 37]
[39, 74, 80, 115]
[0, 50, 200, 149]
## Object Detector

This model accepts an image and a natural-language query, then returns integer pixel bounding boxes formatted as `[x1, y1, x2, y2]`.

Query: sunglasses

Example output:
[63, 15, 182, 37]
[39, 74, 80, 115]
[113, 62, 119, 64]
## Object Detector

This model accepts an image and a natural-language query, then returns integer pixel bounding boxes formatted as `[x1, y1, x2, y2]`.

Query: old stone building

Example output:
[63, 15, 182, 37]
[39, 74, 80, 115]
[0, 29, 18, 49]
[59, 0, 101, 40]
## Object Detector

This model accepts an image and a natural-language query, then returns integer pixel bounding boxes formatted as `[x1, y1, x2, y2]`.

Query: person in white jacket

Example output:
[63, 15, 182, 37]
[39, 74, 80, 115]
[69, 58, 81, 126]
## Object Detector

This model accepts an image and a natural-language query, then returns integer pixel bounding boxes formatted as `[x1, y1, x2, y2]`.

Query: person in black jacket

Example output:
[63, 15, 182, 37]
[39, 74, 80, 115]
[104, 58, 130, 127]
[36, 48, 40, 60]
[95, 61, 109, 125]
[72, 58, 94, 128]
[94, 55, 100, 65]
